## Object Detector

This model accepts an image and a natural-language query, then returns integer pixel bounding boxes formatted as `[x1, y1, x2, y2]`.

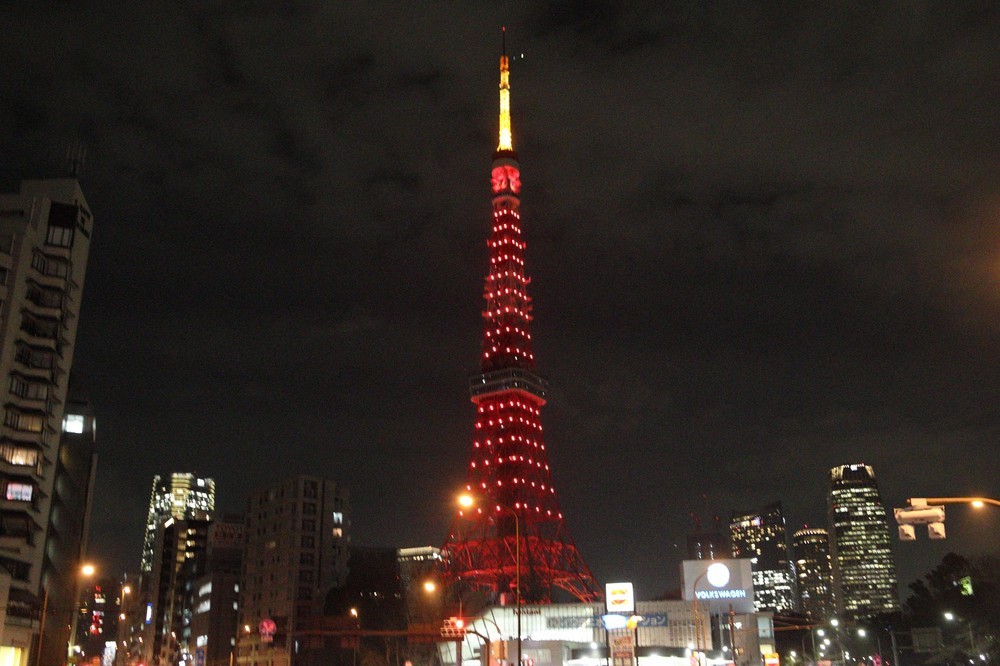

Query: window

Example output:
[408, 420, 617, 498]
[332, 511, 344, 525]
[15, 344, 53, 370]
[45, 225, 74, 248]
[302, 519, 315, 532]
[300, 553, 314, 565]
[0, 513, 33, 540]
[332, 527, 343, 538]
[303, 503, 316, 515]
[9, 376, 49, 401]
[4, 410, 45, 433]
[5, 483, 33, 502]
[63, 414, 85, 434]
[299, 571, 314, 582]
[31, 252, 69, 278]
[303, 480, 318, 498]
[0, 556, 30, 581]
[301, 536, 314, 548]
[3, 444, 40, 466]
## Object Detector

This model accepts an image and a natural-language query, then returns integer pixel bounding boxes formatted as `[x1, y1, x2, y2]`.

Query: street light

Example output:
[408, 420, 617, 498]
[943, 611, 977, 654]
[458, 492, 521, 666]
[895, 496, 999, 540]
[689, 566, 723, 666]
[38, 562, 96, 666]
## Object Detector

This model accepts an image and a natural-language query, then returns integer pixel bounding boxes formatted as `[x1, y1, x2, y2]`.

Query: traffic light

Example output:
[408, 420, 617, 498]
[894, 499, 946, 540]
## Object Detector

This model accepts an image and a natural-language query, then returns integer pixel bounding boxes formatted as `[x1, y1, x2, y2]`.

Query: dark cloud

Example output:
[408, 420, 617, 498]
[2, 1, 999, 599]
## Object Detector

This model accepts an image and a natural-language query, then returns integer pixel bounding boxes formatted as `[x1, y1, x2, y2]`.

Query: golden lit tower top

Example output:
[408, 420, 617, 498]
[497, 27, 513, 153]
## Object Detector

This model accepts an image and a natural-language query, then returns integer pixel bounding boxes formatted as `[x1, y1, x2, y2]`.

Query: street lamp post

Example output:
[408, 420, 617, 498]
[895, 496, 999, 540]
[689, 570, 710, 666]
[459, 493, 521, 666]
[37, 562, 96, 666]
[944, 612, 976, 655]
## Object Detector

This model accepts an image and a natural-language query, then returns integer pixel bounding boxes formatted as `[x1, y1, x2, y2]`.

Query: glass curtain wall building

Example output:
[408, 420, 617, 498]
[827, 464, 899, 619]
[729, 501, 796, 613]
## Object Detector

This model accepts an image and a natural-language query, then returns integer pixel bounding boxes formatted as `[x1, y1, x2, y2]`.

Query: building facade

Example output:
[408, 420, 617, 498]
[140, 473, 216, 575]
[189, 518, 244, 666]
[827, 464, 899, 619]
[0, 179, 94, 666]
[142, 519, 211, 666]
[73, 577, 119, 664]
[236, 476, 349, 666]
[729, 502, 796, 614]
[686, 530, 730, 561]
[791, 528, 835, 620]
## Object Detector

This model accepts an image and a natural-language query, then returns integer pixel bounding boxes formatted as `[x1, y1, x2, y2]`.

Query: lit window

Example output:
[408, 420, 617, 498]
[63, 414, 85, 434]
[5, 483, 33, 502]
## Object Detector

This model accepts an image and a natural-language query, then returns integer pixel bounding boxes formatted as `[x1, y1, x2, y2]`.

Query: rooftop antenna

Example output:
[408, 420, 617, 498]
[66, 142, 87, 178]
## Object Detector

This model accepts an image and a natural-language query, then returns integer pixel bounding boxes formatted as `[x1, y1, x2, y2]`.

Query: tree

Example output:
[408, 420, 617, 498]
[904, 552, 998, 664]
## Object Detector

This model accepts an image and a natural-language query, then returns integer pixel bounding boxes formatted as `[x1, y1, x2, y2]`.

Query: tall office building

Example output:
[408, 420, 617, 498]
[398, 547, 443, 623]
[686, 527, 730, 561]
[142, 518, 211, 666]
[140, 473, 216, 574]
[236, 476, 349, 666]
[73, 577, 119, 663]
[189, 517, 244, 666]
[792, 528, 835, 620]
[730, 501, 796, 614]
[46, 380, 98, 665]
[828, 464, 899, 619]
[133, 473, 215, 666]
[0, 178, 94, 666]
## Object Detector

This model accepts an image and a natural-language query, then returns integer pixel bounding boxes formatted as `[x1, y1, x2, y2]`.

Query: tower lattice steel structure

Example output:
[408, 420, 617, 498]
[442, 38, 602, 604]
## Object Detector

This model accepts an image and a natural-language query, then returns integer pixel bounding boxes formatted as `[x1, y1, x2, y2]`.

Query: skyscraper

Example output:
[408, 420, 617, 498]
[828, 464, 899, 619]
[792, 528, 835, 620]
[142, 518, 211, 666]
[189, 517, 244, 666]
[237, 476, 349, 666]
[441, 34, 601, 604]
[686, 516, 730, 561]
[140, 473, 216, 574]
[0, 178, 94, 666]
[730, 501, 796, 614]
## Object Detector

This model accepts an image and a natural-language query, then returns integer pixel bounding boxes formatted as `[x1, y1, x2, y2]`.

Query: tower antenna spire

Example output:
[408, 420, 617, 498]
[497, 27, 513, 153]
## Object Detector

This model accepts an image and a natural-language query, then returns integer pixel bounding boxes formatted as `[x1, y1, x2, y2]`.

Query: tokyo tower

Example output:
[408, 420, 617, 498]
[442, 34, 602, 604]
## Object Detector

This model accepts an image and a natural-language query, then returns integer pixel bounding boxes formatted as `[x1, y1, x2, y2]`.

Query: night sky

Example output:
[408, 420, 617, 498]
[2, 2, 999, 600]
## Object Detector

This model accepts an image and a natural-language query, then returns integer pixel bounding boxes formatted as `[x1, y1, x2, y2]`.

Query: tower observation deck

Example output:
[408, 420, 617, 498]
[442, 34, 602, 604]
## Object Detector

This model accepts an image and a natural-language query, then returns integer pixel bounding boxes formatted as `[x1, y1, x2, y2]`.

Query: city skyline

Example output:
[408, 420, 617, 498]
[1, 2, 999, 601]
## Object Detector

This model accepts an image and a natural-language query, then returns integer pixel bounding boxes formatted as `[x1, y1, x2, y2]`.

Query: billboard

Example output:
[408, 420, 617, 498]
[605, 582, 635, 614]
[680, 559, 754, 613]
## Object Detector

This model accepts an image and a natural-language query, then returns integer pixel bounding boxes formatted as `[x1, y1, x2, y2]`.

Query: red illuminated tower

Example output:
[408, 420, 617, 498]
[442, 36, 601, 604]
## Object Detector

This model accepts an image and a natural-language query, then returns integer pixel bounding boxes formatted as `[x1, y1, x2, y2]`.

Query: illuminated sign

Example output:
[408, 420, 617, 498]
[491, 165, 522, 194]
[605, 582, 634, 614]
[681, 559, 754, 614]
[259, 618, 276, 644]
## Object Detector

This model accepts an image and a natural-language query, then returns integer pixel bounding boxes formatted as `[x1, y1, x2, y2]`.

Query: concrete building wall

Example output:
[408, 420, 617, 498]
[0, 179, 93, 666]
